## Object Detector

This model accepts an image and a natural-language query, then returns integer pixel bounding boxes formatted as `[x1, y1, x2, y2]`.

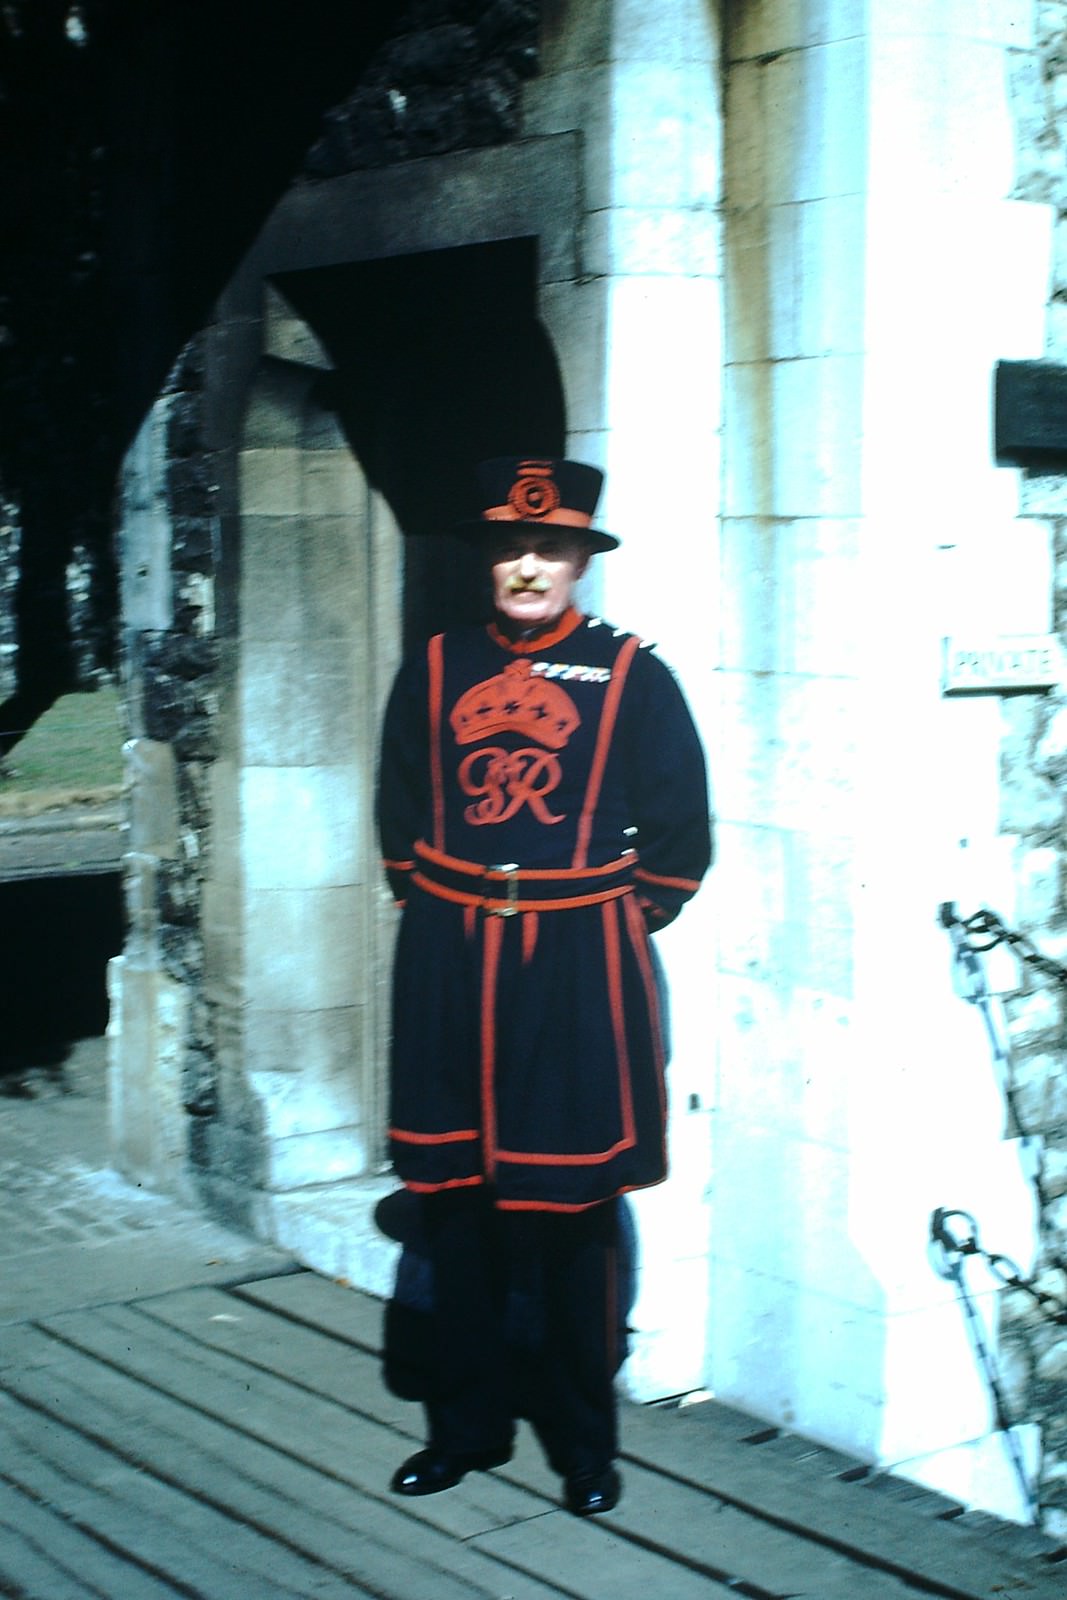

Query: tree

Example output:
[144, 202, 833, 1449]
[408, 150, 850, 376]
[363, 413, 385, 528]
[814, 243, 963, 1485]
[0, 0, 401, 750]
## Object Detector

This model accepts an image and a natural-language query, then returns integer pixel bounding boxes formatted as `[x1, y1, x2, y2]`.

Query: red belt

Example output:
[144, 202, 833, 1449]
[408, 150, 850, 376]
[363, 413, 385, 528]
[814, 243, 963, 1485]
[412, 841, 636, 917]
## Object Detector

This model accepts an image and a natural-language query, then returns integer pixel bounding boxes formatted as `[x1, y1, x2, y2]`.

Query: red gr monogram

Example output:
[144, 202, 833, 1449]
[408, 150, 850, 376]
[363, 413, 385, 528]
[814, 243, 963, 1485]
[459, 747, 565, 825]
[450, 659, 580, 826]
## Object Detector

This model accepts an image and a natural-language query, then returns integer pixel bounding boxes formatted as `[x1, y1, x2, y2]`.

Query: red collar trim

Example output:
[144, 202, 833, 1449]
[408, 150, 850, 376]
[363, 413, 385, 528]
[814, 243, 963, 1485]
[487, 606, 585, 656]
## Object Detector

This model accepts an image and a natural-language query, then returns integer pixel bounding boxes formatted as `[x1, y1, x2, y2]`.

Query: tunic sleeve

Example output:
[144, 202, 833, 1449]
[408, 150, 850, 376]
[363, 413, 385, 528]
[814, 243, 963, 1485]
[620, 646, 713, 930]
[376, 650, 431, 906]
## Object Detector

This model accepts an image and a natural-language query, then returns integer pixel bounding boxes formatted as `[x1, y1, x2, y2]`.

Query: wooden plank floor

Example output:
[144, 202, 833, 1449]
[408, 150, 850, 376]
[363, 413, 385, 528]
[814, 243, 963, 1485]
[1, 1268, 1064, 1600]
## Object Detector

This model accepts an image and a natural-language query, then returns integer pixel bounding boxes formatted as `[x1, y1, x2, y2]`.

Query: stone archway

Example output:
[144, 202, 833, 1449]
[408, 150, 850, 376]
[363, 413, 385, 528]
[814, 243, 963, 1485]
[196, 254, 569, 1286]
[201, 296, 402, 1228]
[112, 75, 723, 1309]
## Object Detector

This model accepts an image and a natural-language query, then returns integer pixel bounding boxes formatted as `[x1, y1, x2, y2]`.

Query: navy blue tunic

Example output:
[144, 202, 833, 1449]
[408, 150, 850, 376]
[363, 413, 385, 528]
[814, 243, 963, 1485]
[377, 606, 711, 1210]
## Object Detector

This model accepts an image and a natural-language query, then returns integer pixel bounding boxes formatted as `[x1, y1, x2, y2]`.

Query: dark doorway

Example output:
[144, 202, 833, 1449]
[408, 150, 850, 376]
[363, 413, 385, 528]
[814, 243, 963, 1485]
[275, 237, 567, 647]
[0, 873, 124, 1087]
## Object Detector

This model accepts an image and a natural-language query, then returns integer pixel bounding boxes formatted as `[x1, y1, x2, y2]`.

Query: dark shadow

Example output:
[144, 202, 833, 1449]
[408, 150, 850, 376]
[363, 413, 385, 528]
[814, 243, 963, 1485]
[0, 872, 124, 1092]
[1, 3, 402, 752]
[275, 237, 567, 647]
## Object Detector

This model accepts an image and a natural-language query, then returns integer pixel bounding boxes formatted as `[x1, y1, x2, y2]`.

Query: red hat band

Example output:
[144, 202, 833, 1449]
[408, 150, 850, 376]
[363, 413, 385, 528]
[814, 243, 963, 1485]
[482, 459, 593, 528]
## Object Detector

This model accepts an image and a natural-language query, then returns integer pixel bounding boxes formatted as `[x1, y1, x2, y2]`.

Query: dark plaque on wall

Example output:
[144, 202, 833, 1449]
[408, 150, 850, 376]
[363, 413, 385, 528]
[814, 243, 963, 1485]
[994, 359, 1067, 468]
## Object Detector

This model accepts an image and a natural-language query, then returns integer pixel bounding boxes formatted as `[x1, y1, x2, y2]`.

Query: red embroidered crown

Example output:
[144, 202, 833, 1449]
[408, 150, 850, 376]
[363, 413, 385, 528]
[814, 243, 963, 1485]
[450, 660, 580, 751]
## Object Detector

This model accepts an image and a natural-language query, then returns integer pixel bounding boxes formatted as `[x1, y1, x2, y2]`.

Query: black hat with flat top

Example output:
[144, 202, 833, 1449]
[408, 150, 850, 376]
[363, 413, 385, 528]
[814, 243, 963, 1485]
[452, 456, 619, 552]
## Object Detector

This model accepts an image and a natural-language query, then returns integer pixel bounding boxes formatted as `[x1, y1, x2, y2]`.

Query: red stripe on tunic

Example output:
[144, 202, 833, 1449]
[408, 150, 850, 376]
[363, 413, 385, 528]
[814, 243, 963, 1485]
[603, 898, 637, 1149]
[416, 840, 634, 883]
[494, 1135, 636, 1167]
[480, 914, 504, 1179]
[634, 867, 703, 892]
[411, 874, 632, 914]
[405, 1175, 484, 1194]
[486, 605, 584, 655]
[572, 634, 640, 869]
[623, 891, 669, 1164]
[522, 912, 539, 965]
[496, 1182, 665, 1213]
[390, 1126, 480, 1145]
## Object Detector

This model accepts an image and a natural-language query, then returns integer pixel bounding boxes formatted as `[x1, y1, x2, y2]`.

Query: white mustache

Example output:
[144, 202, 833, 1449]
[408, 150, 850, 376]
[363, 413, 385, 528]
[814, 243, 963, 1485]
[505, 575, 551, 593]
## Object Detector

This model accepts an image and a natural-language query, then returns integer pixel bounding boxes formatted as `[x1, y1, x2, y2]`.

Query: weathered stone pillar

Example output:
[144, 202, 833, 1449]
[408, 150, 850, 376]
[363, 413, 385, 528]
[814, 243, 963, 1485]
[198, 294, 402, 1238]
[108, 957, 190, 1195]
[110, 400, 195, 1197]
[529, 0, 724, 1395]
[718, 0, 1050, 1522]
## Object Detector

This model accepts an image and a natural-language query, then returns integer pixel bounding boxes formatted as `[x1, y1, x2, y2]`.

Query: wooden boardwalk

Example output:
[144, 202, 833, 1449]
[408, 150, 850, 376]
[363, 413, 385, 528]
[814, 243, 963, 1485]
[1, 1264, 1064, 1600]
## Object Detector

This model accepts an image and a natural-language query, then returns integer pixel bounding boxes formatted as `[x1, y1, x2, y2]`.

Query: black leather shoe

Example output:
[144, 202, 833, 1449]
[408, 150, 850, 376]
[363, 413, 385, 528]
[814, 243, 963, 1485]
[390, 1445, 512, 1496]
[564, 1464, 622, 1516]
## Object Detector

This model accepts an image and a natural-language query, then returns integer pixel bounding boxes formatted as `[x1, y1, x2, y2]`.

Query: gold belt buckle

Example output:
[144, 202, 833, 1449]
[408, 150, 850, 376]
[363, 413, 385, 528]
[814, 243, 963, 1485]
[488, 863, 520, 917]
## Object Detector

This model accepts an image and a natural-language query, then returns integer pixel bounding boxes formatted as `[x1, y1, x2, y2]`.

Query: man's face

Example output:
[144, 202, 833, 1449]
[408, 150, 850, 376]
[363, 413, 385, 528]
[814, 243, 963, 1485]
[487, 532, 591, 630]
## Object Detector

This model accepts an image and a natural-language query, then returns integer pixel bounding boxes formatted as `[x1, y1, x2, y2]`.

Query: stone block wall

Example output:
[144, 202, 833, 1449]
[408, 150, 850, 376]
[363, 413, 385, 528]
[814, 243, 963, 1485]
[1000, 0, 1067, 1537]
[717, 0, 1064, 1525]
[120, 337, 220, 1125]
[114, 4, 541, 1167]
[304, 0, 538, 177]
[516, 0, 724, 1400]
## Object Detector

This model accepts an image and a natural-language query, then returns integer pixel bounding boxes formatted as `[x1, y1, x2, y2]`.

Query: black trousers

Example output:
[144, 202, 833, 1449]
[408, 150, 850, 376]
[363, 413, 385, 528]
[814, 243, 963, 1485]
[421, 1188, 620, 1476]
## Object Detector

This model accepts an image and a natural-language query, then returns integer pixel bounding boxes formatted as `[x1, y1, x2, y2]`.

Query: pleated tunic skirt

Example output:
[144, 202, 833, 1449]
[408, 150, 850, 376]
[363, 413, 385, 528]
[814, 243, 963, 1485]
[388, 871, 668, 1210]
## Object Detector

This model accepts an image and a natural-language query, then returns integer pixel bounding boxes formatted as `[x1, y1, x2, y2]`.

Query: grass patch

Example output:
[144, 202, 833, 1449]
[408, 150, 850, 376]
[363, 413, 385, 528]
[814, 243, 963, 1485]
[0, 686, 124, 814]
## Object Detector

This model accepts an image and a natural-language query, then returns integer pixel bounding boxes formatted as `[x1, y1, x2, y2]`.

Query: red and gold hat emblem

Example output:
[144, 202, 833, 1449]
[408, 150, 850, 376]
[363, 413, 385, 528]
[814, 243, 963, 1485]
[506, 460, 562, 520]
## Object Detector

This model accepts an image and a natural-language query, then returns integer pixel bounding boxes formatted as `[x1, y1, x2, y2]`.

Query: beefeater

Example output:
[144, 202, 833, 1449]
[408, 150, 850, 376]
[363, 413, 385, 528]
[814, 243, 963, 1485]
[376, 455, 712, 1516]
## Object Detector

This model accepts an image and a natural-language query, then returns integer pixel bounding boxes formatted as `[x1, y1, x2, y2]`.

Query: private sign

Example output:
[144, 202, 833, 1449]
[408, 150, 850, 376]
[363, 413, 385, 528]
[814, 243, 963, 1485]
[942, 634, 1065, 694]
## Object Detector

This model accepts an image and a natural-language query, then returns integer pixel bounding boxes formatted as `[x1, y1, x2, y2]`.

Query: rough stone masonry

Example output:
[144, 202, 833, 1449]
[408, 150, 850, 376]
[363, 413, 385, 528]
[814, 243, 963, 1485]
[117, 2, 541, 1122]
[1001, 0, 1067, 1537]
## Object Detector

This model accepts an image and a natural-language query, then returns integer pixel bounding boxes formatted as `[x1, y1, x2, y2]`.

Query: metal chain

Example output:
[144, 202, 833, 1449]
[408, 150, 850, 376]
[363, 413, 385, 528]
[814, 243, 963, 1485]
[930, 1208, 1067, 1328]
[929, 1209, 1040, 1523]
[939, 898, 1067, 1185]
[937, 900, 1067, 1303]
[935, 908, 1067, 1524]
[939, 901, 1045, 1162]
[939, 902, 1067, 988]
